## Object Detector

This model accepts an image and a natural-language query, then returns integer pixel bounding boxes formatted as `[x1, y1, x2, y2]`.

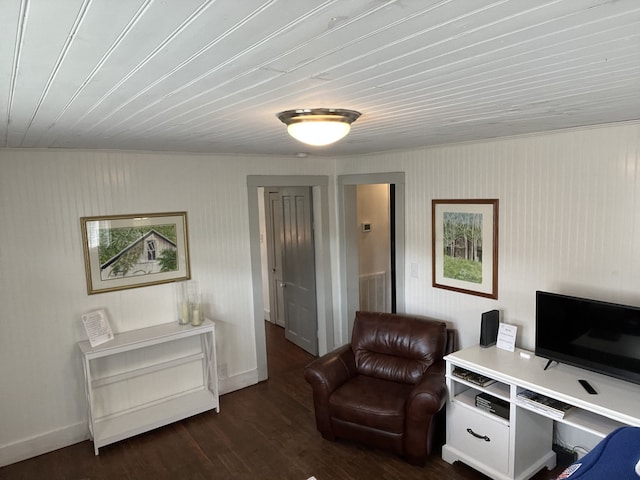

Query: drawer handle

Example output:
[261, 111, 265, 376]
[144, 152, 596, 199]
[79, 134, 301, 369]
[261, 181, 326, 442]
[466, 428, 490, 442]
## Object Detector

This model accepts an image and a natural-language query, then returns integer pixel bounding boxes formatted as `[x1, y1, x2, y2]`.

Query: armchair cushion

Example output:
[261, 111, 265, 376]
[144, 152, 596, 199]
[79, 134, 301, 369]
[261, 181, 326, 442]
[330, 375, 413, 433]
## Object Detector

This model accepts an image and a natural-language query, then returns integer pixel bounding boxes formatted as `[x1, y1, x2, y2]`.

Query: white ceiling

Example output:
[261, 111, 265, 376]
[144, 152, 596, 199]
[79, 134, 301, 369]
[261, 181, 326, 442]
[1, 0, 639, 157]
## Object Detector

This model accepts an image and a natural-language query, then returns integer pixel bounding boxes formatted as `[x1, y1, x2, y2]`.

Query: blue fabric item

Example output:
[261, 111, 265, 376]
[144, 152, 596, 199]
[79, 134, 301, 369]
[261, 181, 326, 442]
[557, 427, 640, 479]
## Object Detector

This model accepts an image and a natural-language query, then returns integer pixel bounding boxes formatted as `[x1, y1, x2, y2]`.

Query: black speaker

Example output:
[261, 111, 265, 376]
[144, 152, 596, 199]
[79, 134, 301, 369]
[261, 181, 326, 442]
[480, 310, 500, 348]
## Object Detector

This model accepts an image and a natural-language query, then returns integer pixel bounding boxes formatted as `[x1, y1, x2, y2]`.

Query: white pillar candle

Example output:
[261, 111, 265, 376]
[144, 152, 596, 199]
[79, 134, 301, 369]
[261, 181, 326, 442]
[181, 302, 190, 324]
[191, 307, 201, 326]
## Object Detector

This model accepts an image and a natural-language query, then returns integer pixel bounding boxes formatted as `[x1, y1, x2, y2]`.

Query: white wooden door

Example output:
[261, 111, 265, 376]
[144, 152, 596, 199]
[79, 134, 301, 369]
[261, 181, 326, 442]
[280, 187, 318, 355]
[265, 190, 285, 327]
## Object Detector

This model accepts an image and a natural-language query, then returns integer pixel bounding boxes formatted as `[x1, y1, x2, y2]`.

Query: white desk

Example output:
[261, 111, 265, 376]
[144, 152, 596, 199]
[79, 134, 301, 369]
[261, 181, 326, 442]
[442, 345, 640, 480]
[78, 319, 219, 455]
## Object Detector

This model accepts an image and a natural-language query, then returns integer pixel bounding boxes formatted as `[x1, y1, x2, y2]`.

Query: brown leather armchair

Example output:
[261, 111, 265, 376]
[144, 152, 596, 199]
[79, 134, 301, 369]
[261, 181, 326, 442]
[303, 311, 455, 465]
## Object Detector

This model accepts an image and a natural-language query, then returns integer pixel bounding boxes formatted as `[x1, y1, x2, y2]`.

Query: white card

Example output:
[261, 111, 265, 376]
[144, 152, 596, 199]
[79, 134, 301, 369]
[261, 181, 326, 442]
[497, 323, 517, 352]
[81, 309, 114, 347]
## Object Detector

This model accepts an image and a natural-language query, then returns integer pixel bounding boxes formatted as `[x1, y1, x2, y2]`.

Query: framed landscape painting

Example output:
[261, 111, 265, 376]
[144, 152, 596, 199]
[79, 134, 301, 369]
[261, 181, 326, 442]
[81, 212, 190, 294]
[432, 199, 498, 299]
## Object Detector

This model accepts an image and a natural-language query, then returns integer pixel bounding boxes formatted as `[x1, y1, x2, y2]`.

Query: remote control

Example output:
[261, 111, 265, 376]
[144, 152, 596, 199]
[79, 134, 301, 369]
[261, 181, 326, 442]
[579, 379, 597, 394]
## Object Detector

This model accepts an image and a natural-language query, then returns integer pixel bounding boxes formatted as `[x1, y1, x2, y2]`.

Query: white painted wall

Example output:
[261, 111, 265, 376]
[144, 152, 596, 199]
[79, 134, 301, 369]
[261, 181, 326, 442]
[0, 149, 329, 466]
[357, 184, 391, 311]
[357, 184, 391, 277]
[1, 122, 640, 466]
[336, 123, 640, 350]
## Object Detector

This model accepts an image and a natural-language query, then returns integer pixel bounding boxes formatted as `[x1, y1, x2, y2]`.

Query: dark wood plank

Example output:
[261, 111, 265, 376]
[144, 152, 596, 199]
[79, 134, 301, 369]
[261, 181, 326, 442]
[0, 321, 562, 479]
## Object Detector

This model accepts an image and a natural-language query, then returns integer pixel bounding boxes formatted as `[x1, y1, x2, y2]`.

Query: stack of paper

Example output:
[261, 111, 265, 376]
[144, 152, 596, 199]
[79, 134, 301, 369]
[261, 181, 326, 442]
[515, 390, 573, 419]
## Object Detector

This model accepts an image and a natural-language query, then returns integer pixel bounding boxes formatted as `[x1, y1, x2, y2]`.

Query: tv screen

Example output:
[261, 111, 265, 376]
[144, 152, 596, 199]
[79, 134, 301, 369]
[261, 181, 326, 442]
[535, 291, 640, 385]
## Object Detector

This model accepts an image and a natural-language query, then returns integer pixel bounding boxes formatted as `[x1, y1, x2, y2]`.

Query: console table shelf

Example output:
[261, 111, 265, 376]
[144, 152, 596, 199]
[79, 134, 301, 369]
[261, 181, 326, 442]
[78, 319, 219, 455]
[442, 345, 640, 480]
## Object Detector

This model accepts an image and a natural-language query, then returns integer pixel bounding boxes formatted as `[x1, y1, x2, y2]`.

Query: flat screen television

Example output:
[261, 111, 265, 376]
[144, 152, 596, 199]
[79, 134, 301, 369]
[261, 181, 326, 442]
[535, 290, 640, 385]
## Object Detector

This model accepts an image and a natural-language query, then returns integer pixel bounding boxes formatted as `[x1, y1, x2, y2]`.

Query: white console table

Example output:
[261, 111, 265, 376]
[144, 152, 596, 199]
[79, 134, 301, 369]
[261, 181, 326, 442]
[442, 345, 640, 480]
[78, 319, 219, 455]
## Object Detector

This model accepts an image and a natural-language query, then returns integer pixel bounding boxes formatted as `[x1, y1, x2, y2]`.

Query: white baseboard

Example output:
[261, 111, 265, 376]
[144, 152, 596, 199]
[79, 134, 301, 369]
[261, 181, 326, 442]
[0, 369, 258, 467]
[0, 370, 260, 468]
[219, 368, 260, 395]
[0, 422, 88, 468]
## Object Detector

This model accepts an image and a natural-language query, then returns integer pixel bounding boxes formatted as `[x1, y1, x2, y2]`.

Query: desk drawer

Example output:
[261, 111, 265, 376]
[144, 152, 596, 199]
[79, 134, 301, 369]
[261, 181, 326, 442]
[449, 403, 510, 474]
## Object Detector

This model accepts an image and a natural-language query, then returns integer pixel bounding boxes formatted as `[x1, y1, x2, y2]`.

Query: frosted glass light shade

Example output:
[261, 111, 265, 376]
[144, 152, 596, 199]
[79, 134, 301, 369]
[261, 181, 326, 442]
[277, 108, 361, 146]
[288, 120, 351, 146]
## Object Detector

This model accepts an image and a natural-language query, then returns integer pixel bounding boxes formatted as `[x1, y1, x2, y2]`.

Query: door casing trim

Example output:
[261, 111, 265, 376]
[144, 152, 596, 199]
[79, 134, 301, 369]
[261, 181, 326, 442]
[247, 175, 333, 381]
[337, 172, 406, 342]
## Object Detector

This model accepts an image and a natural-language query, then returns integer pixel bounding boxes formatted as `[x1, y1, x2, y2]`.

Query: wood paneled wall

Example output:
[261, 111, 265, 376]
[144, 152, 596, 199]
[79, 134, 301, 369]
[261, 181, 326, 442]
[336, 123, 640, 349]
[1, 122, 639, 465]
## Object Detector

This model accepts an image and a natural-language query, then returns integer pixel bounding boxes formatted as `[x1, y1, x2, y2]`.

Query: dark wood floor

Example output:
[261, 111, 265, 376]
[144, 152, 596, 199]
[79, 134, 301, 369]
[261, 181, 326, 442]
[1, 322, 562, 479]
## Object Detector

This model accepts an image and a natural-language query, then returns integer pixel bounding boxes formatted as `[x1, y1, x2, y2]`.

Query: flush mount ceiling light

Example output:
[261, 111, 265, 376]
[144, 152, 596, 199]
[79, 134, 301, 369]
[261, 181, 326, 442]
[277, 108, 361, 146]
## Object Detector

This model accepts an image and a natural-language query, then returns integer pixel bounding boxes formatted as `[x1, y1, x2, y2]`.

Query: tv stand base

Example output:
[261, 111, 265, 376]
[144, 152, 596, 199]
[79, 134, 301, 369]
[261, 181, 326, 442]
[443, 345, 640, 480]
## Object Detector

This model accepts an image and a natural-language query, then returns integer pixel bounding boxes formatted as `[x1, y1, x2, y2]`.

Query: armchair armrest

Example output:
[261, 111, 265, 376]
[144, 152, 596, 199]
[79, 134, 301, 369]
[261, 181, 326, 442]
[404, 359, 448, 464]
[303, 344, 356, 440]
[304, 344, 356, 395]
[407, 361, 448, 413]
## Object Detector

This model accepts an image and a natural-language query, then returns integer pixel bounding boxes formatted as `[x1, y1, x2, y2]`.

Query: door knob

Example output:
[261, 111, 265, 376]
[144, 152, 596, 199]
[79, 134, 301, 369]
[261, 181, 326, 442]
[279, 283, 286, 288]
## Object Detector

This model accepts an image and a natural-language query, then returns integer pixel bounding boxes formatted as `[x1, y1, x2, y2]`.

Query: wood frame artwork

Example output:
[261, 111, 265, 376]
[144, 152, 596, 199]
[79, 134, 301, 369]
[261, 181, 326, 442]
[432, 199, 498, 299]
[81, 212, 190, 294]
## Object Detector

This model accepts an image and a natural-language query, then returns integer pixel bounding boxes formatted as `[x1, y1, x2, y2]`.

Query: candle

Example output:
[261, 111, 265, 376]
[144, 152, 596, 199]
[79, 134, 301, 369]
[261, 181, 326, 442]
[191, 307, 201, 326]
[180, 302, 190, 324]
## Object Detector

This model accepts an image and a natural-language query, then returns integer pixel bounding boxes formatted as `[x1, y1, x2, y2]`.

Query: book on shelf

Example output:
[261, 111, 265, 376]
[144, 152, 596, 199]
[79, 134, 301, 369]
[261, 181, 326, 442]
[515, 390, 573, 419]
[452, 367, 496, 387]
[475, 392, 510, 420]
[452, 367, 471, 379]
